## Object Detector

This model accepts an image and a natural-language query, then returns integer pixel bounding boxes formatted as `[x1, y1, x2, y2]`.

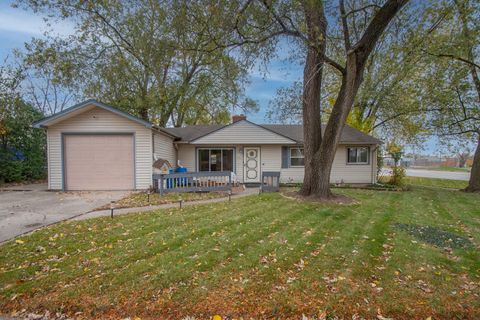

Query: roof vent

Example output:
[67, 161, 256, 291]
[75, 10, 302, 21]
[232, 114, 247, 123]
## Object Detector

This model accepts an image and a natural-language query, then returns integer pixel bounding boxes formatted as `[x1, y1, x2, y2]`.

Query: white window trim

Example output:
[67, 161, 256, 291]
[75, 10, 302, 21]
[197, 148, 235, 172]
[347, 146, 370, 165]
[289, 147, 305, 167]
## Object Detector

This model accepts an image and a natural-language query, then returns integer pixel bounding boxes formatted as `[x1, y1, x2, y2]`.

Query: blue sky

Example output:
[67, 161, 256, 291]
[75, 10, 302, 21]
[0, 1, 442, 154]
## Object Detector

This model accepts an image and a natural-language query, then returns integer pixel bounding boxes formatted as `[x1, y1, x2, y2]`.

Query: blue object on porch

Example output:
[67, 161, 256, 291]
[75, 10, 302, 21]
[166, 168, 175, 188]
[175, 167, 188, 186]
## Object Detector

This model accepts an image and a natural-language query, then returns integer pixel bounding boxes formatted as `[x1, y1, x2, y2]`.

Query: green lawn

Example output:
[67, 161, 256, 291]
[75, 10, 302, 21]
[1, 187, 479, 319]
[425, 166, 471, 173]
[404, 176, 469, 189]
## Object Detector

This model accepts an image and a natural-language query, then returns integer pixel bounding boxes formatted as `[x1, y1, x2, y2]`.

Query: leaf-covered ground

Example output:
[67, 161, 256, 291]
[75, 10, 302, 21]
[0, 187, 479, 319]
[96, 191, 228, 210]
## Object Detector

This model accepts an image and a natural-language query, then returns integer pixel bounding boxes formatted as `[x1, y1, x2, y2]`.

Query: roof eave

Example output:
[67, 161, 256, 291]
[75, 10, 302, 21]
[32, 99, 153, 129]
[152, 126, 180, 139]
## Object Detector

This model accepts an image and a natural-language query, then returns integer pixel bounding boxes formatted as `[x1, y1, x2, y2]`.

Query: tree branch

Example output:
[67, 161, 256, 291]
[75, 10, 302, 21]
[353, 0, 409, 58]
[324, 56, 346, 74]
[260, 0, 307, 42]
[422, 50, 480, 70]
[344, 4, 381, 18]
[339, 0, 352, 50]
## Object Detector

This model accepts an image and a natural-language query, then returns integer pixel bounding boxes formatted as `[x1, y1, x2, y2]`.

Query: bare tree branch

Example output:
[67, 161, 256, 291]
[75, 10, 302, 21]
[422, 50, 480, 70]
[344, 4, 381, 18]
[339, 0, 352, 50]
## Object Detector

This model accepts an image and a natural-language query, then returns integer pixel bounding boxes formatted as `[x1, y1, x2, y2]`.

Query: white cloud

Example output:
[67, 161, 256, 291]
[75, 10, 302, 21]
[0, 3, 74, 37]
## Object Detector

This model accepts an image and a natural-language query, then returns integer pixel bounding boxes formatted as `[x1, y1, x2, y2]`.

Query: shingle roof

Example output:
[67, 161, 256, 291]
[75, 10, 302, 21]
[163, 123, 382, 145]
[35, 99, 381, 145]
[163, 124, 224, 141]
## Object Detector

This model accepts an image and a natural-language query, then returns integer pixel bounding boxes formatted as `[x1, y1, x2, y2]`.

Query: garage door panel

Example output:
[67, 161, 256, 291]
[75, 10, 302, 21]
[64, 134, 134, 190]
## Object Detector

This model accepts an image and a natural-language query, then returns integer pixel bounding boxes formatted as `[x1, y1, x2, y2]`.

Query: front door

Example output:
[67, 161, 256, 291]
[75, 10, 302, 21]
[244, 147, 261, 183]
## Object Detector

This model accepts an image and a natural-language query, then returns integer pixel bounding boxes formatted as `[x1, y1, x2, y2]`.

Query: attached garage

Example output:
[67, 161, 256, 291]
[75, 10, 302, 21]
[63, 134, 135, 190]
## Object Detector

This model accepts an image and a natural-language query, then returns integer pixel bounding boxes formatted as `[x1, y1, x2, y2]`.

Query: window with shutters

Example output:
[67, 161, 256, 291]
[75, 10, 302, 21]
[289, 147, 304, 167]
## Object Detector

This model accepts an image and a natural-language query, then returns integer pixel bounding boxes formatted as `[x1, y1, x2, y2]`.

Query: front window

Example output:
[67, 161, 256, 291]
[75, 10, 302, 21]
[290, 147, 304, 166]
[197, 148, 234, 172]
[347, 147, 369, 164]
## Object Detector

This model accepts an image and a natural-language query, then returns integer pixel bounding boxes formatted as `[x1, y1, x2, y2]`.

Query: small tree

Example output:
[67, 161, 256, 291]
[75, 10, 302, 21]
[386, 141, 405, 186]
[387, 141, 404, 167]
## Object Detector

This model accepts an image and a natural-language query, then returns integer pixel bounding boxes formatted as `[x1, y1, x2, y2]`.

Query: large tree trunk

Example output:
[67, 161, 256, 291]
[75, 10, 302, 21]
[300, 0, 408, 199]
[312, 55, 365, 198]
[299, 0, 326, 196]
[465, 133, 480, 192]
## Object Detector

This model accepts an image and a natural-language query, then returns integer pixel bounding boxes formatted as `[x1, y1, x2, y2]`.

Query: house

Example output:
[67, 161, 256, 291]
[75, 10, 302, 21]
[33, 99, 382, 191]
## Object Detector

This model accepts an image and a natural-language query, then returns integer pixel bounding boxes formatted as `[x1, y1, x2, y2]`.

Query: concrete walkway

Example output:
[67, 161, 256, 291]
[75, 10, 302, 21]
[72, 187, 260, 221]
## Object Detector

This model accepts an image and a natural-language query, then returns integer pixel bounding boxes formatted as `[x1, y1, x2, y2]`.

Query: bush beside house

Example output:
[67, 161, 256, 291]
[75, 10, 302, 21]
[0, 100, 46, 184]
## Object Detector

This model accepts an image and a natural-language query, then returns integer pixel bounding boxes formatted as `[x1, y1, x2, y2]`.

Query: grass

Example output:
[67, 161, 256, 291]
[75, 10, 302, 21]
[425, 166, 471, 172]
[1, 187, 479, 319]
[404, 176, 469, 189]
[96, 191, 228, 210]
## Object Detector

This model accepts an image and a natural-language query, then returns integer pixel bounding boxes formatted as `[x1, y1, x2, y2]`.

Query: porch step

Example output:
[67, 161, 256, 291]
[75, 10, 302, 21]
[243, 183, 261, 188]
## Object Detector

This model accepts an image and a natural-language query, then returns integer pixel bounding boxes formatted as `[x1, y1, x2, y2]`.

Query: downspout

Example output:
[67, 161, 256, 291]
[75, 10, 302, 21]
[372, 145, 378, 184]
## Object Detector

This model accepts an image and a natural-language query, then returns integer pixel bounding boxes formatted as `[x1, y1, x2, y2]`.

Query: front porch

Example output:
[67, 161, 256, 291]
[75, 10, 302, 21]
[153, 171, 280, 194]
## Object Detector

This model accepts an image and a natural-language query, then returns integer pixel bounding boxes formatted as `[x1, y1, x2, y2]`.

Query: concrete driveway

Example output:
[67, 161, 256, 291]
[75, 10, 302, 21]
[0, 183, 128, 243]
[382, 168, 471, 181]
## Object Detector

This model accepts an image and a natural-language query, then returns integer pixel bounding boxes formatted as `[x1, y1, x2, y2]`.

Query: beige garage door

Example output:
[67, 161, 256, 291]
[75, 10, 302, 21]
[64, 134, 134, 190]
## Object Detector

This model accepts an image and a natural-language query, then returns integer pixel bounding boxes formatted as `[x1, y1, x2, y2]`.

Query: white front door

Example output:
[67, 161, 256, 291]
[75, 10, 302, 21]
[244, 147, 261, 183]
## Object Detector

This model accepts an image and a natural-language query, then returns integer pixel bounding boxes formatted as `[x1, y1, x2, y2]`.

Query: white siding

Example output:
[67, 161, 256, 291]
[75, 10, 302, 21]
[281, 145, 376, 184]
[46, 106, 152, 190]
[153, 131, 176, 166]
[177, 144, 376, 184]
[192, 121, 296, 145]
[177, 144, 196, 171]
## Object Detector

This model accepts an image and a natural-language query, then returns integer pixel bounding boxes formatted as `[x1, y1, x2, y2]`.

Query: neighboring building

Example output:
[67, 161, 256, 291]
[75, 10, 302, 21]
[34, 100, 382, 191]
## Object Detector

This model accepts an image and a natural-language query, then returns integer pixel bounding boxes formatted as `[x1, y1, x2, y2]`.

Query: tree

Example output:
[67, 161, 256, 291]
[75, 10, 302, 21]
[0, 64, 46, 183]
[196, 0, 409, 199]
[15, 0, 257, 124]
[418, 0, 480, 192]
[299, 0, 409, 198]
[17, 38, 80, 115]
[265, 81, 303, 124]
[386, 141, 403, 166]
[266, 1, 430, 146]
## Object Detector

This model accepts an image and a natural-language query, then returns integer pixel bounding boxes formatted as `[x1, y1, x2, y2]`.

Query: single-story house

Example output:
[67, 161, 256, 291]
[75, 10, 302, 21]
[33, 99, 382, 191]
